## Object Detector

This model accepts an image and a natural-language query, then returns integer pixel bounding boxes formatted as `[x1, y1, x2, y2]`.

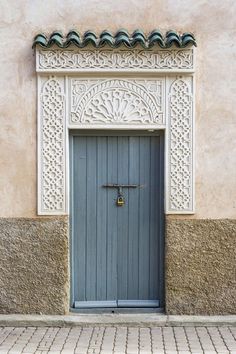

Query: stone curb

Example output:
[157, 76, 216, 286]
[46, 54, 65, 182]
[0, 314, 235, 327]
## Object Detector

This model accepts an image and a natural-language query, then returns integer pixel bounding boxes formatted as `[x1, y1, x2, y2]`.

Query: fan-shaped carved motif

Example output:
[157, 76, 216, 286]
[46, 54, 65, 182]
[70, 79, 163, 125]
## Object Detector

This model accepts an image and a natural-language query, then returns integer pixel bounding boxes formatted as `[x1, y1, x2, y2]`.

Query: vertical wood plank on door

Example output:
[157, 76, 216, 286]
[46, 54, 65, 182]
[117, 137, 129, 300]
[106, 137, 118, 300]
[149, 136, 160, 299]
[96, 137, 108, 300]
[138, 137, 151, 300]
[73, 137, 87, 301]
[127, 137, 140, 300]
[86, 137, 97, 300]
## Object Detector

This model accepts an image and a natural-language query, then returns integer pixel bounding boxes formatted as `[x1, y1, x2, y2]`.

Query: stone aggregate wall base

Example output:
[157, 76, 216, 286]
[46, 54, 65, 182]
[0, 217, 235, 315]
[166, 219, 236, 315]
[0, 217, 69, 315]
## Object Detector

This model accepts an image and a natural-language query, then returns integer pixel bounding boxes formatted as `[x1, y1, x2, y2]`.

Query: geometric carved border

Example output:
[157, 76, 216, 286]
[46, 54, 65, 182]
[38, 76, 66, 214]
[37, 48, 194, 72]
[36, 48, 195, 215]
[167, 76, 194, 213]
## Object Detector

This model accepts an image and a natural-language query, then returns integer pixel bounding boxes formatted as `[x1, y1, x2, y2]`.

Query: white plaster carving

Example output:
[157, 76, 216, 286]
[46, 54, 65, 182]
[38, 76, 66, 214]
[37, 48, 194, 72]
[69, 78, 164, 127]
[168, 77, 193, 212]
[36, 47, 195, 215]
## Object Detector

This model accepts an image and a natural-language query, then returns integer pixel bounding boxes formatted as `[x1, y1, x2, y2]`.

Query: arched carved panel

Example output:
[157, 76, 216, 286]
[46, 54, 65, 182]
[69, 78, 164, 127]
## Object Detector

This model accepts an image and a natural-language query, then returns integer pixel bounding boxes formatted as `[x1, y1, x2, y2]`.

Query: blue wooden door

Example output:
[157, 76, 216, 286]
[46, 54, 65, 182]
[70, 131, 164, 309]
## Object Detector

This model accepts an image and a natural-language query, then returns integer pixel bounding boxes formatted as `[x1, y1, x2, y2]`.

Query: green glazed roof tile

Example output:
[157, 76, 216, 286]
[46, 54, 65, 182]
[33, 33, 47, 47]
[148, 30, 165, 48]
[115, 29, 130, 37]
[65, 30, 82, 47]
[181, 33, 197, 47]
[99, 31, 115, 47]
[47, 31, 64, 47]
[82, 31, 98, 47]
[115, 33, 132, 47]
[131, 30, 148, 48]
[33, 29, 196, 49]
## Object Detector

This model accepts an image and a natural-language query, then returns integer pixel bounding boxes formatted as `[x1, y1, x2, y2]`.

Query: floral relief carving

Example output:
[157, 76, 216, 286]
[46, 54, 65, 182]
[70, 79, 164, 126]
[37, 49, 194, 71]
[40, 77, 65, 213]
[168, 78, 193, 212]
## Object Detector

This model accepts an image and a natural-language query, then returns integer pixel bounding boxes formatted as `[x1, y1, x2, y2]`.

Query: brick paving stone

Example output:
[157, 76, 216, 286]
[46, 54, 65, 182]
[0, 325, 236, 353]
[219, 327, 236, 352]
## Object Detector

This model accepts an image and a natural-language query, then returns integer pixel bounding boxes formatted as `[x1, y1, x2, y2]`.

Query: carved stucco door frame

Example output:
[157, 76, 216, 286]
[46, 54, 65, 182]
[36, 45, 195, 215]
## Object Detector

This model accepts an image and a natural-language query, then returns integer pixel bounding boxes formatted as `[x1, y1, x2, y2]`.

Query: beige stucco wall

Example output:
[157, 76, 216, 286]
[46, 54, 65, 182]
[0, 0, 236, 218]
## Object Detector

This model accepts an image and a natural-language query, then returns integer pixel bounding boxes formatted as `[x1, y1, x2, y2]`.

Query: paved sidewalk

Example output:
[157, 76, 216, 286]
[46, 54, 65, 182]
[0, 326, 235, 354]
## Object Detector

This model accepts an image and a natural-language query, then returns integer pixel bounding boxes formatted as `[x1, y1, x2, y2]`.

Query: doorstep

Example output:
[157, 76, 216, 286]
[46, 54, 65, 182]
[0, 314, 235, 327]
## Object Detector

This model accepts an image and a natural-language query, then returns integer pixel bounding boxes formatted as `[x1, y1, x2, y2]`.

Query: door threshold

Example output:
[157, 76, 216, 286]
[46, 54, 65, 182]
[70, 307, 164, 314]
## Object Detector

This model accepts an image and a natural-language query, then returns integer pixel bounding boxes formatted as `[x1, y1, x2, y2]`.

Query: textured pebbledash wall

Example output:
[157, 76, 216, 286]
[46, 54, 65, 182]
[166, 219, 236, 315]
[0, 217, 69, 314]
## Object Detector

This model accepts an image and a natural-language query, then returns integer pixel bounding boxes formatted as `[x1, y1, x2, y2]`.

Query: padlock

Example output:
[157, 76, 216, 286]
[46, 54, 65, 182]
[117, 195, 125, 206]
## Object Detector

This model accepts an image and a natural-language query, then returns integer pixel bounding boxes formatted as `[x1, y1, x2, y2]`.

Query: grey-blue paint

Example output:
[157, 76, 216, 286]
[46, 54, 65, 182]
[70, 131, 164, 308]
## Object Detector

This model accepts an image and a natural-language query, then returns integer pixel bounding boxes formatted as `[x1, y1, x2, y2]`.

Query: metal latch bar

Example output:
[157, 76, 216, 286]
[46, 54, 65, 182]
[103, 184, 139, 188]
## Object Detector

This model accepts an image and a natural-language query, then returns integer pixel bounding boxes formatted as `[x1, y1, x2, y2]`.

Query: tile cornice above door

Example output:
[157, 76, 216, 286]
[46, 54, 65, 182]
[35, 43, 195, 215]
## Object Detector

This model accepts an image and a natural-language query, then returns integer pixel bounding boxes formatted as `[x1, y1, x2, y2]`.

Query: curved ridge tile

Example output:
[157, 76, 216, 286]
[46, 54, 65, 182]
[131, 29, 148, 48]
[32, 33, 48, 48]
[165, 30, 181, 48]
[182, 33, 197, 47]
[148, 30, 165, 48]
[82, 31, 98, 47]
[99, 30, 115, 47]
[33, 29, 196, 49]
[115, 33, 132, 48]
[47, 31, 64, 48]
[114, 29, 131, 38]
[65, 30, 82, 47]
[132, 29, 146, 39]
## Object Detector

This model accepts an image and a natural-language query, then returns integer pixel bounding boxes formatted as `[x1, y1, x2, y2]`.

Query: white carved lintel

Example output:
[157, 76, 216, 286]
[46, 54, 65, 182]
[36, 47, 195, 73]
